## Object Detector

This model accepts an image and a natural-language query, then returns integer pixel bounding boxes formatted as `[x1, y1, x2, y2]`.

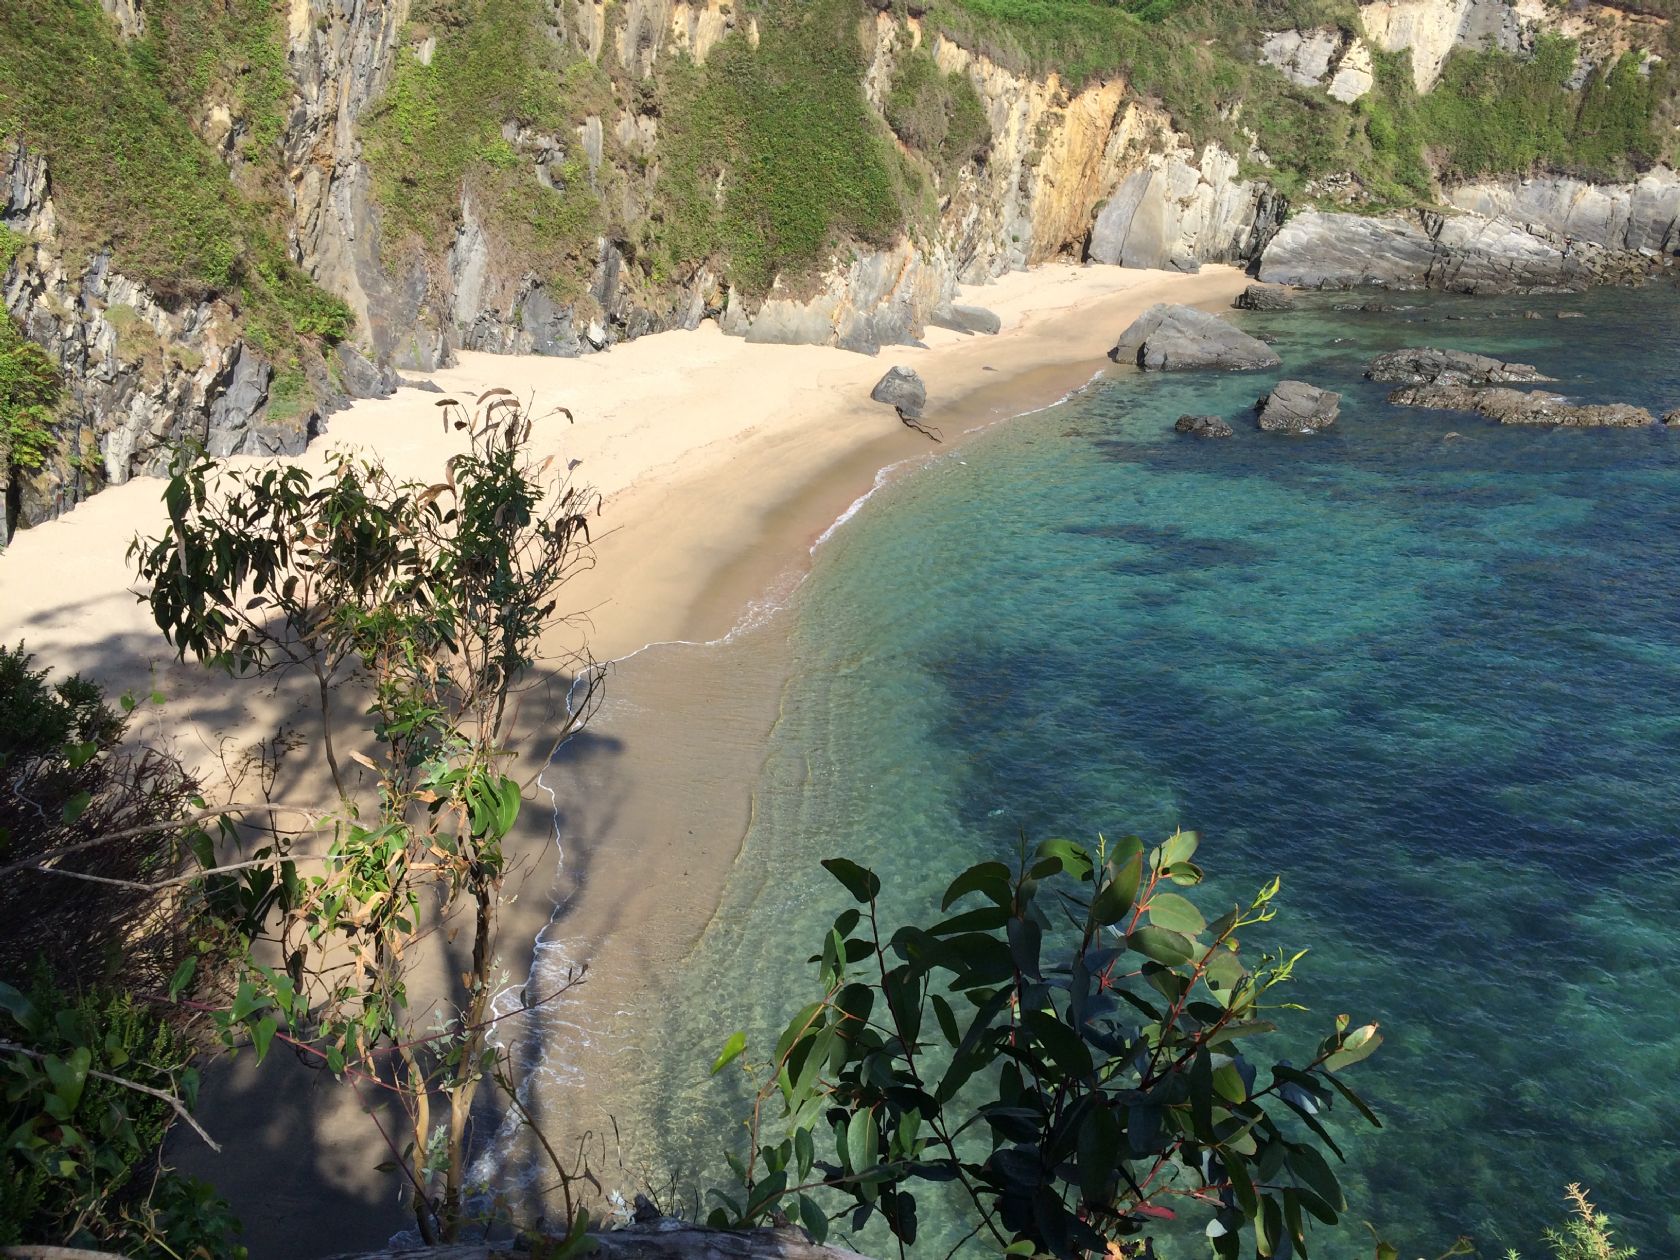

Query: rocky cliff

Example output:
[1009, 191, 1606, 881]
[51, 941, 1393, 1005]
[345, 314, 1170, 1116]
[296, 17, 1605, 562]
[3, 0, 1679, 540]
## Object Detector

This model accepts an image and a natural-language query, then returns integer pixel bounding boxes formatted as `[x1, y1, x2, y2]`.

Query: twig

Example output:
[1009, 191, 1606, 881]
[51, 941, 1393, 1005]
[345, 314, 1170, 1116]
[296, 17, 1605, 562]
[0, 801, 328, 880]
[0, 1039, 221, 1153]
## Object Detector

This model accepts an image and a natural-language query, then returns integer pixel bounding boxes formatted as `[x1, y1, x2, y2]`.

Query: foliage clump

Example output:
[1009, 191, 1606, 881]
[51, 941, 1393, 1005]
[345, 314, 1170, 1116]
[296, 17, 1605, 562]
[709, 831, 1382, 1258]
[885, 49, 993, 180]
[1507, 1184, 1637, 1260]
[0, 316, 60, 479]
[653, 0, 918, 294]
[362, 0, 607, 298]
[0, 977, 245, 1258]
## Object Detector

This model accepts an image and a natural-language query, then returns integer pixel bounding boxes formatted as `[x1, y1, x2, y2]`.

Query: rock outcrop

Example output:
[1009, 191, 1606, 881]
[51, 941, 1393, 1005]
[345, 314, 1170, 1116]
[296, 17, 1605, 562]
[1257, 178, 1677, 293]
[870, 365, 926, 417]
[1235, 284, 1295, 311]
[1366, 347, 1553, 385]
[1260, 29, 1374, 103]
[1664, 409, 1680, 427]
[1110, 304, 1282, 371]
[1389, 383, 1655, 426]
[928, 303, 1002, 335]
[1, 143, 349, 535]
[1175, 414, 1234, 438]
[1256, 380, 1341, 432]
[1086, 145, 1279, 272]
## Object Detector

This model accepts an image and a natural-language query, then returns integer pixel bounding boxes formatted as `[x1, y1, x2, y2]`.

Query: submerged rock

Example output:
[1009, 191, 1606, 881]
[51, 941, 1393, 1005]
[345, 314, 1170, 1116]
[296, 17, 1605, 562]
[1663, 409, 1680, 427]
[1175, 414, 1234, 438]
[1110, 304, 1281, 372]
[1235, 284, 1295, 311]
[1390, 384, 1654, 427]
[870, 366, 927, 418]
[1367, 347, 1553, 386]
[1256, 381, 1341, 433]
[927, 303, 1002, 336]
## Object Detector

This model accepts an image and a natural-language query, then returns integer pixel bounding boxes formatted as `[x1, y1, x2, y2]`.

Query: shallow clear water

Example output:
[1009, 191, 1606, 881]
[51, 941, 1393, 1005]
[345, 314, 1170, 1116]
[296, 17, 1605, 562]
[622, 286, 1680, 1256]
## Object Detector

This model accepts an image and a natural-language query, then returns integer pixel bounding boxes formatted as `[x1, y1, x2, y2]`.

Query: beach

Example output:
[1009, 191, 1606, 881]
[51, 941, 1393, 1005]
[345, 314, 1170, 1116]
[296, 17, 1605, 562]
[0, 261, 1248, 1255]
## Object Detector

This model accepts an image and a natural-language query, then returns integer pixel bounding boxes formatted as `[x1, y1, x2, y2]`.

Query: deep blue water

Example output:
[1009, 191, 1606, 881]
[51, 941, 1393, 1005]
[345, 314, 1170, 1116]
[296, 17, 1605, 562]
[624, 285, 1680, 1257]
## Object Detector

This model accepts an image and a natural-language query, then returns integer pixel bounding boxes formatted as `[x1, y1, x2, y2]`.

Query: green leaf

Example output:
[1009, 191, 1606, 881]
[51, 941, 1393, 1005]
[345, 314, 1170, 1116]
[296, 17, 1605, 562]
[1128, 924, 1196, 966]
[167, 955, 198, 999]
[1075, 1104, 1120, 1204]
[822, 858, 881, 904]
[1032, 838, 1091, 881]
[941, 860, 1012, 911]
[61, 791, 92, 825]
[252, 1016, 278, 1063]
[1160, 829, 1199, 866]
[0, 980, 38, 1028]
[1146, 891, 1206, 935]
[1092, 850, 1142, 926]
[1287, 1144, 1345, 1212]
[1326, 1023, 1382, 1072]
[797, 1193, 828, 1244]
[710, 1031, 748, 1076]
[845, 1108, 878, 1174]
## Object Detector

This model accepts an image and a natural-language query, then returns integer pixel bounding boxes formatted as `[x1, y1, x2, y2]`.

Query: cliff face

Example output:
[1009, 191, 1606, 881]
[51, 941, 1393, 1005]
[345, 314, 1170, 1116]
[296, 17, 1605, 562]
[3, 0, 1679, 540]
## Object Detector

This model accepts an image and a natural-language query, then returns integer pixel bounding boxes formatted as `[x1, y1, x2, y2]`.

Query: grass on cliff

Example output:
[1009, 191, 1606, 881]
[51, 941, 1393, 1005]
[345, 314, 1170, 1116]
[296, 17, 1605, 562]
[884, 48, 993, 182]
[361, 0, 609, 300]
[0, 0, 350, 352]
[652, 0, 919, 295]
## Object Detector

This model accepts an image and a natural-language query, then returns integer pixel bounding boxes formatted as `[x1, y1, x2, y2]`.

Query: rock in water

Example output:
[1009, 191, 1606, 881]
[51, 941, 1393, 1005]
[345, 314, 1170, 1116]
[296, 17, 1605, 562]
[1256, 381, 1341, 433]
[927, 303, 1002, 336]
[871, 366, 927, 418]
[1110, 304, 1282, 372]
[1175, 414, 1234, 438]
[1390, 384, 1654, 427]
[1663, 410, 1680, 427]
[1367, 347, 1553, 386]
[1235, 284, 1295, 311]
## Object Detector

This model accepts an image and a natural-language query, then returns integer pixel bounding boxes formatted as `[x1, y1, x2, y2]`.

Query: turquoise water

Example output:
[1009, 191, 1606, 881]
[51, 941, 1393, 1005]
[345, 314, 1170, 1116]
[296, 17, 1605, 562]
[624, 286, 1680, 1256]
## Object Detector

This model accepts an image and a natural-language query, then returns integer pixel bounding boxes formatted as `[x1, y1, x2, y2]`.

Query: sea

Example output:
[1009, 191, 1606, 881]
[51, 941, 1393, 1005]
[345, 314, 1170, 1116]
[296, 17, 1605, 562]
[557, 283, 1680, 1258]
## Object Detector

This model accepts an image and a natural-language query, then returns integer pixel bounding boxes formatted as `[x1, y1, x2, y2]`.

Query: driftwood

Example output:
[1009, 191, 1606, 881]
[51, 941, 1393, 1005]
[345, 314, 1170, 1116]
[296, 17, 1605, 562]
[319, 1223, 873, 1260]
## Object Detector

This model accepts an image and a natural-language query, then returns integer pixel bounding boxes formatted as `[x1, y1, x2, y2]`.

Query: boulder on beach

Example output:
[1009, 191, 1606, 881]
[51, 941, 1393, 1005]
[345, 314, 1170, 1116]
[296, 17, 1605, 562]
[1256, 380, 1341, 433]
[1366, 347, 1553, 386]
[1234, 284, 1295, 311]
[1110, 304, 1282, 372]
[1390, 383, 1654, 427]
[1175, 414, 1234, 438]
[870, 366, 926, 418]
[927, 303, 1002, 336]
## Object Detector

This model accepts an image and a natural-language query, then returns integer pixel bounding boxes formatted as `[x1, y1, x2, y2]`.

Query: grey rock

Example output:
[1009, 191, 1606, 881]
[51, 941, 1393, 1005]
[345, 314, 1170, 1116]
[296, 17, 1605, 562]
[1087, 146, 1270, 272]
[333, 342, 398, 398]
[928, 303, 1002, 335]
[1557, 310, 1585, 319]
[1257, 202, 1664, 294]
[1662, 409, 1680, 426]
[1235, 284, 1294, 311]
[400, 377, 446, 393]
[1366, 347, 1552, 386]
[1256, 380, 1341, 433]
[870, 366, 927, 418]
[1110, 304, 1281, 372]
[1389, 383, 1655, 427]
[1175, 414, 1234, 438]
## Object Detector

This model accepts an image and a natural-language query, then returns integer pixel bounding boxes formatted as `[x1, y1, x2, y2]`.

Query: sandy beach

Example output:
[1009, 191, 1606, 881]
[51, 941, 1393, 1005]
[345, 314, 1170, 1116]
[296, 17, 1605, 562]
[0, 262, 1247, 1255]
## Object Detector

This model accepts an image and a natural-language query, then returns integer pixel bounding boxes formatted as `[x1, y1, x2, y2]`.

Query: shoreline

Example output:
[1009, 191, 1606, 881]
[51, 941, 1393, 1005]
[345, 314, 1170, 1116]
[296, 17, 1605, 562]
[0, 261, 1250, 1257]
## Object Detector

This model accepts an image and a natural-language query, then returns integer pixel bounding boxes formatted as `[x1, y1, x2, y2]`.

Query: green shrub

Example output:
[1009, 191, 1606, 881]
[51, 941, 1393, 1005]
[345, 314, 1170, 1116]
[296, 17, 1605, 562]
[1505, 1184, 1636, 1260]
[710, 833, 1383, 1258]
[885, 49, 993, 180]
[0, 976, 244, 1257]
[653, 0, 914, 294]
[0, 316, 60, 476]
[361, 0, 607, 298]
